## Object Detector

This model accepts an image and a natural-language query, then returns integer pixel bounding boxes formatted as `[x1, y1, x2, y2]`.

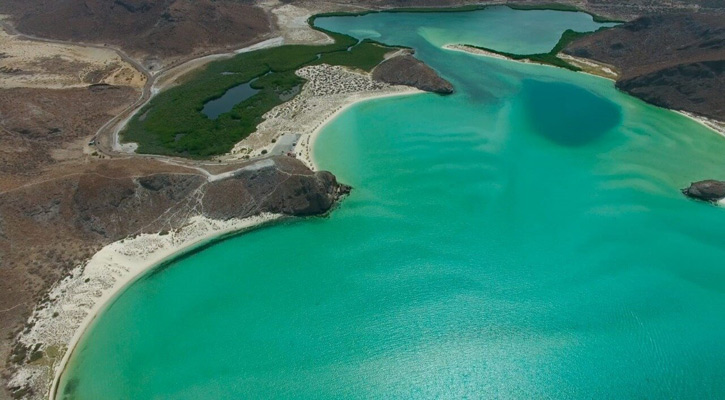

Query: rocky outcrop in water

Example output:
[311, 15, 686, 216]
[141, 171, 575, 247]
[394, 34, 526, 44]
[682, 180, 725, 203]
[372, 54, 454, 95]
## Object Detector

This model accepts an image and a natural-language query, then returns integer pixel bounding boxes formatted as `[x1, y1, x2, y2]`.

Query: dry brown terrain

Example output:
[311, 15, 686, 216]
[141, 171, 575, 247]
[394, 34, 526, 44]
[0, 79, 140, 400]
[565, 13, 725, 120]
[0, 29, 145, 90]
[0, 0, 273, 69]
[0, 1, 724, 399]
[0, 86, 139, 177]
[0, 155, 349, 399]
[0, 5, 338, 398]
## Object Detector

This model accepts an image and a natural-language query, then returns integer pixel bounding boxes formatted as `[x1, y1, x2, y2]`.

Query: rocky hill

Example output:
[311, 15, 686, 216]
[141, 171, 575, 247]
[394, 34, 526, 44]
[372, 54, 454, 95]
[564, 13, 724, 121]
[0, 156, 349, 399]
[0, 0, 272, 66]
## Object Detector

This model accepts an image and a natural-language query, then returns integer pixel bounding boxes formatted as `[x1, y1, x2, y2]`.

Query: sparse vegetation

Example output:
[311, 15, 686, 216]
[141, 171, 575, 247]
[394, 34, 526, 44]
[28, 349, 43, 363]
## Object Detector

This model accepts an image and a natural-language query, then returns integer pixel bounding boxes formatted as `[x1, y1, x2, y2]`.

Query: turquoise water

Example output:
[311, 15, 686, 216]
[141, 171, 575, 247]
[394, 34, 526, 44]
[59, 7, 725, 399]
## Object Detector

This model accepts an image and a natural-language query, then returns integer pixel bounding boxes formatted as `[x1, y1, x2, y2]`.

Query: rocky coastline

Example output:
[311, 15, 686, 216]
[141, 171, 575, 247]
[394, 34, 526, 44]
[372, 54, 454, 95]
[3, 155, 350, 399]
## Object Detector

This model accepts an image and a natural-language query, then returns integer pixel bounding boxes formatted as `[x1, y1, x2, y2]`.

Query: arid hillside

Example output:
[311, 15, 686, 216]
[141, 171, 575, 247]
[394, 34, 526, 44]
[0, 86, 139, 176]
[565, 13, 725, 121]
[0, 0, 272, 67]
[0, 156, 349, 399]
[299, 0, 723, 20]
[1, 1, 724, 399]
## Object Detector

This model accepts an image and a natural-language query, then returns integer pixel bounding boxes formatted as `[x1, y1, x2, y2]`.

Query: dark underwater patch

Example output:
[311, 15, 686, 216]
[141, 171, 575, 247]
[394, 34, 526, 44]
[521, 79, 622, 146]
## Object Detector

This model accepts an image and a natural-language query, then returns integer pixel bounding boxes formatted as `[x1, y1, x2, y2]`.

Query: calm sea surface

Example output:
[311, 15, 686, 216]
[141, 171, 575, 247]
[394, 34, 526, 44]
[59, 7, 725, 399]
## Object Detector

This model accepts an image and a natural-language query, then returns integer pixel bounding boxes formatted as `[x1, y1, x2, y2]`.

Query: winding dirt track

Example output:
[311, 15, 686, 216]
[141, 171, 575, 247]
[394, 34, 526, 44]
[0, 17, 282, 174]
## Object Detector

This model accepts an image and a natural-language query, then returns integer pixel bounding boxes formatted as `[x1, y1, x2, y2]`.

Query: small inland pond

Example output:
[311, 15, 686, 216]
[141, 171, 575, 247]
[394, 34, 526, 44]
[201, 81, 259, 120]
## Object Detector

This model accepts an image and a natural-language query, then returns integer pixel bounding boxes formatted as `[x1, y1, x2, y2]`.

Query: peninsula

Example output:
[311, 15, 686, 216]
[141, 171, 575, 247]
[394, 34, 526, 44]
[0, 1, 723, 399]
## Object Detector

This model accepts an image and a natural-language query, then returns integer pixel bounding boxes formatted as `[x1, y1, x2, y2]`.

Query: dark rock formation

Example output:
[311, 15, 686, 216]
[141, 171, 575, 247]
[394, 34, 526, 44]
[615, 61, 724, 120]
[682, 180, 725, 203]
[372, 55, 454, 95]
[564, 13, 725, 121]
[202, 156, 351, 220]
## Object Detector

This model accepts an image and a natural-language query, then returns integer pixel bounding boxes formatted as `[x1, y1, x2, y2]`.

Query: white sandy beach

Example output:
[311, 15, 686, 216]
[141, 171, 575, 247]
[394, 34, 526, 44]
[11, 213, 281, 399]
[302, 89, 424, 170]
[12, 58, 423, 400]
[222, 64, 422, 168]
[677, 110, 725, 138]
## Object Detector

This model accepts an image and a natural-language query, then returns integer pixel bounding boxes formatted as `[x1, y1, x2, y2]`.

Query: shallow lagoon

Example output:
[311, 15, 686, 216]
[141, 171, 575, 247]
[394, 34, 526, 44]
[59, 7, 725, 399]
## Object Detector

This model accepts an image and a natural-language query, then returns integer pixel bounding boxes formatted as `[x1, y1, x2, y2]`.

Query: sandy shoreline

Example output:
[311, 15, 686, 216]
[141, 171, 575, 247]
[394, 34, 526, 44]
[10, 60, 423, 400]
[295, 91, 423, 171]
[443, 43, 544, 65]
[11, 214, 282, 399]
[443, 43, 619, 80]
[676, 110, 725, 138]
[444, 43, 725, 138]
[303, 90, 424, 170]
[223, 64, 422, 167]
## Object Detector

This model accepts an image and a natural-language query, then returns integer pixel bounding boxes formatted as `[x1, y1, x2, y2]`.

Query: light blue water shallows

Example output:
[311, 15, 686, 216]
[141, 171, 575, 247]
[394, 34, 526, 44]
[59, 7, 725, 399]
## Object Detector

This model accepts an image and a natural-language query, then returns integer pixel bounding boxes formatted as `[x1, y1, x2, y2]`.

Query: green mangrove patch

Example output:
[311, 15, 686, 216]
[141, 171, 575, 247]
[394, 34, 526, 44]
[122, 29, 396, 158]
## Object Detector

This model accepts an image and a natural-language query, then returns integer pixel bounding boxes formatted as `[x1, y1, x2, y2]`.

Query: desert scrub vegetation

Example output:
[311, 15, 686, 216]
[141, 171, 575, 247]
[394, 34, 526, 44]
[122, 26, 397, 158]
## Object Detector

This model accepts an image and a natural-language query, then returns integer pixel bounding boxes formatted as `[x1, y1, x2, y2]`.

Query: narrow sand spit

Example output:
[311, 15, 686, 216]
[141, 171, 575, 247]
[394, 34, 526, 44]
[557, 53, 619, 79]
[444, 43, 618, 80]
[445, 44, 725, 137]
[10, 213, 281, 399]
[443, 44, 518, 62]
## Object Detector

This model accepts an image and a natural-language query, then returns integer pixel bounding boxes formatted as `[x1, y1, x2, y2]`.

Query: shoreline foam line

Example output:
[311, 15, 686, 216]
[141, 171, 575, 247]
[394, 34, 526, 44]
[305, 90, 424, 171]
[42, 214, 283, 400]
